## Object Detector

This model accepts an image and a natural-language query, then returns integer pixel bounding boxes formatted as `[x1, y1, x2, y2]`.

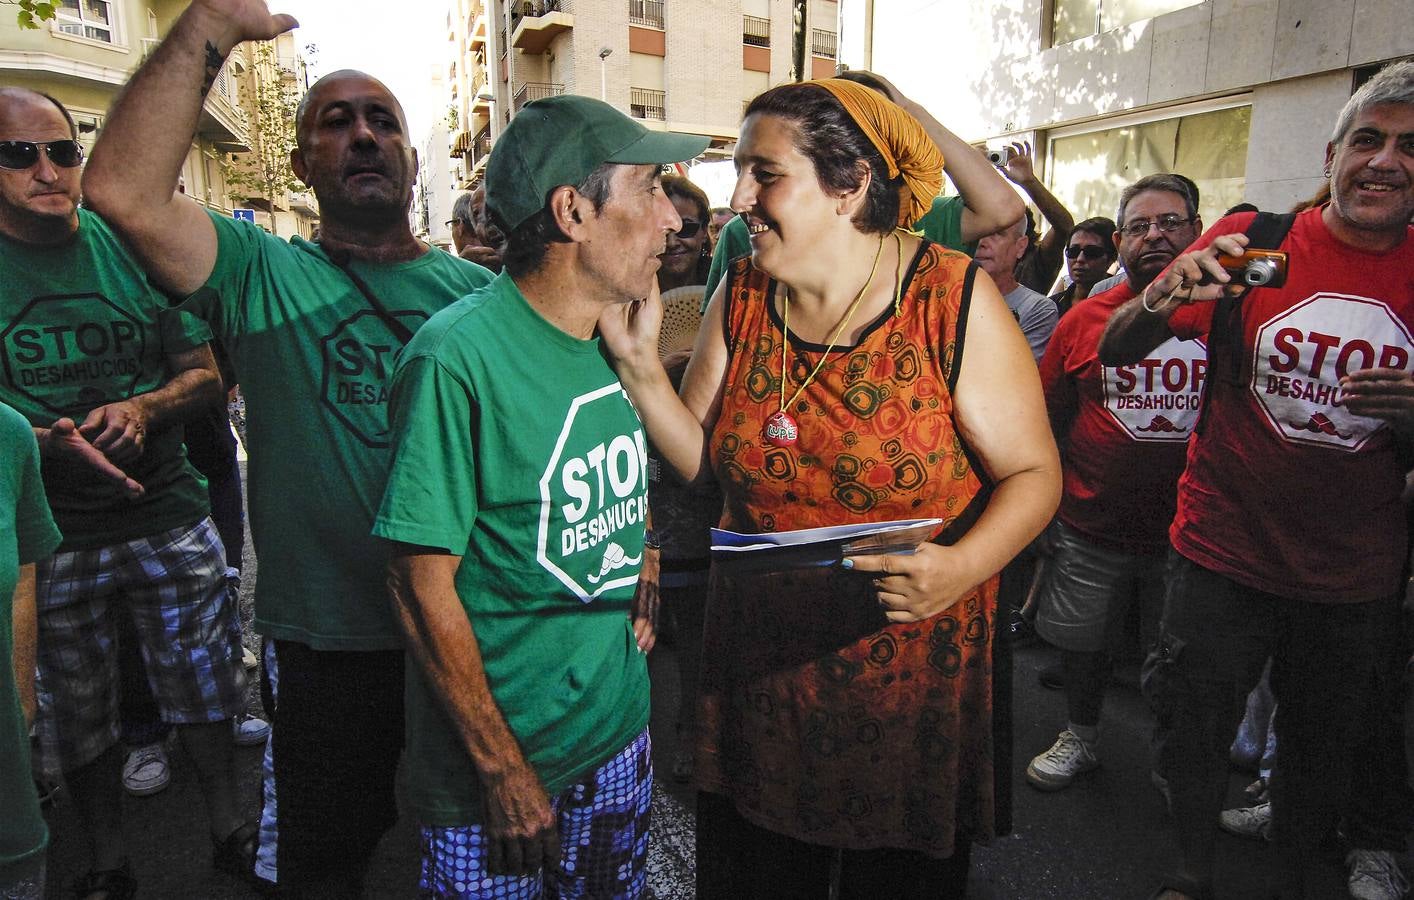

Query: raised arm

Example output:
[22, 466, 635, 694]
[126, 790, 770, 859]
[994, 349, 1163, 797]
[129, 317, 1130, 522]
[82, 0, 297, 296]
[868, 75, 1022, 242]
[1098, 232, 1248, 365]
[598, 279, 731, 485]
[1001, 141, 1074, 258]
[387, 549, 560, 875]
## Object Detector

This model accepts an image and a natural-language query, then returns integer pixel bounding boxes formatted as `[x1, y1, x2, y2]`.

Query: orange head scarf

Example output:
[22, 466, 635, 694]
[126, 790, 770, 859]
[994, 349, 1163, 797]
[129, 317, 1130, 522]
[782, 78, 944, 227]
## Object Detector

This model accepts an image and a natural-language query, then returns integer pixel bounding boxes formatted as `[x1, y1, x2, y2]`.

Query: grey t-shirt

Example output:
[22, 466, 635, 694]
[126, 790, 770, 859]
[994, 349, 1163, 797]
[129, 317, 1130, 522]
[1089, 271, 1127, 297]
[1004, 283, 1059, 362]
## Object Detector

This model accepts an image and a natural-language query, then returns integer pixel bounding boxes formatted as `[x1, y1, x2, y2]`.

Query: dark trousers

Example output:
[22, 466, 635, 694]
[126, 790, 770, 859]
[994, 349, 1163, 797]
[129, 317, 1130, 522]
[696, 791, 972, 899]
[264, 640, 404, 896]
[1144, 552, 1400, 899]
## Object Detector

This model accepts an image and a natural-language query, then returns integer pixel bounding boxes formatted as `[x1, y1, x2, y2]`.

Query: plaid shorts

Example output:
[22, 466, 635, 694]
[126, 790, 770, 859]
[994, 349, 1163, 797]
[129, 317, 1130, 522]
[33, 517, 246, 775]
[420, 728, 652, 899]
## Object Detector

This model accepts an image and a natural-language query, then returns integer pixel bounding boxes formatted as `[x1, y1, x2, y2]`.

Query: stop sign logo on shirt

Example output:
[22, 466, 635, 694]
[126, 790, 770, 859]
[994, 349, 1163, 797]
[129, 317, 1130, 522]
[537, 382, 649, 602]
[1102, 336, 1207, 442]
[0, 294, 147, 415]
[317, 308, 429, 449]
[1252, 293, 1413, 451]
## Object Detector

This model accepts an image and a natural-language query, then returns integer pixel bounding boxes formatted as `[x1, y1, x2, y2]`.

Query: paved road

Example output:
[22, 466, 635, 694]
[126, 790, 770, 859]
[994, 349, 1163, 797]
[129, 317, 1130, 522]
[37, 470, 1411, 897]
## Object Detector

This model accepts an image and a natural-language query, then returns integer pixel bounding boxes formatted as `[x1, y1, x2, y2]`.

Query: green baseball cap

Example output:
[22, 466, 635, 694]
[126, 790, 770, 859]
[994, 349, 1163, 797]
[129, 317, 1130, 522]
[485, 94, 710, 231]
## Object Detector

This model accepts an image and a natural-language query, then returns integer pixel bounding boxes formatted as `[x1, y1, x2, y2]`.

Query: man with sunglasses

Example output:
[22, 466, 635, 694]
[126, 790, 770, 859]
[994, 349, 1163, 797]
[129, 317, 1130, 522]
[1025, 174, 1204, 797]
[1100, 62, 1414, 900]
[0, 87, 252, 899]
[81, 1, 496, 894]
[1048, 217, 1117, 318]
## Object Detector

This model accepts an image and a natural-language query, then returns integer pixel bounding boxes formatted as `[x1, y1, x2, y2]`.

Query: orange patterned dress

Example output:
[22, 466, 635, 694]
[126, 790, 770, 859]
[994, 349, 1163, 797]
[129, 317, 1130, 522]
[696, 242, 999, 858]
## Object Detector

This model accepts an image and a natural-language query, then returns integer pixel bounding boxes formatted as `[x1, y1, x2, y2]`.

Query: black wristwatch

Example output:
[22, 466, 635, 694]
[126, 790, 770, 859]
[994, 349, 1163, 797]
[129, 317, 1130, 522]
[644, 529, 661, 551]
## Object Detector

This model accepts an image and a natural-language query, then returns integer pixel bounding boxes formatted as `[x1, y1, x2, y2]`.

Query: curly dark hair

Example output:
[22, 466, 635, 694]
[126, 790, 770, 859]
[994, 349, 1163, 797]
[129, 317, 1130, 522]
[743, 84, 900, 234]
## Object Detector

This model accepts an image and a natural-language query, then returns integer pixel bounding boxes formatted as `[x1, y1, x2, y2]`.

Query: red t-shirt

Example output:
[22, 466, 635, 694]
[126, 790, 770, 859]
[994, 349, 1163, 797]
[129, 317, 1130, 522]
[1041, 281, 1203, 554]
[1166, 206, 1414, 602]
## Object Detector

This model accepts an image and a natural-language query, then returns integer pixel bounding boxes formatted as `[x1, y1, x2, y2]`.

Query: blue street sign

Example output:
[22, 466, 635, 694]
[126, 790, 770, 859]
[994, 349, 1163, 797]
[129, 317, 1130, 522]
[232, 209, 256, 222]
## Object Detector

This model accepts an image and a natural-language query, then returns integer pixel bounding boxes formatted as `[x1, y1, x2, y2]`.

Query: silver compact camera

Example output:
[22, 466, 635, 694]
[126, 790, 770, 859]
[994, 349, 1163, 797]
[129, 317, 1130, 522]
[986, 146, 1013, 167]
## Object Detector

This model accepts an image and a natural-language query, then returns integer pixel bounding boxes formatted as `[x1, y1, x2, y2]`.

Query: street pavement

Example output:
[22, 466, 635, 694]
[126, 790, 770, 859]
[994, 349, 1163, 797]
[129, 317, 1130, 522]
[37, 471, 1411, 897]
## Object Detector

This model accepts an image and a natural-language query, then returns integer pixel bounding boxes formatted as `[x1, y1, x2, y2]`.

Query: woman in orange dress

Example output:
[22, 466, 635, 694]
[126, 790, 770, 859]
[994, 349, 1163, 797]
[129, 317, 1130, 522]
[601, 80, 1060, 898]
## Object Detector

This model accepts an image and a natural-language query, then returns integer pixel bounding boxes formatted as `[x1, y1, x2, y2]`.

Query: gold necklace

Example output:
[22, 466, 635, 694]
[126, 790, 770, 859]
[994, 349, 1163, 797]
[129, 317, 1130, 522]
[762, 235, 886, 448]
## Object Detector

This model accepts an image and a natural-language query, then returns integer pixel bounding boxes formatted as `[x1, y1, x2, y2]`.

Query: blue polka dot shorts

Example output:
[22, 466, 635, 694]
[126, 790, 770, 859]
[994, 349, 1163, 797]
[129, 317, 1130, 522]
[419, 728, 652, 899]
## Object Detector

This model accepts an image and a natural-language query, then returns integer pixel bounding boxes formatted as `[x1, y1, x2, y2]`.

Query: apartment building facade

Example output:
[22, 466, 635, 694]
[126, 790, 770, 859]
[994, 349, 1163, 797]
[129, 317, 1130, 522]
[0, 1, 318, 237]
[837, 0, 1412, 229]
[445, 0, 842, 191]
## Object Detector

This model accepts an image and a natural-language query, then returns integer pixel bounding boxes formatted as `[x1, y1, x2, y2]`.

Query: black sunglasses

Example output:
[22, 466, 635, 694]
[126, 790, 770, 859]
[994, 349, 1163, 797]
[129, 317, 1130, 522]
[676, 219, 703, 239]
[1064, 244, 1111, 260]
[0, 139, 84, 170]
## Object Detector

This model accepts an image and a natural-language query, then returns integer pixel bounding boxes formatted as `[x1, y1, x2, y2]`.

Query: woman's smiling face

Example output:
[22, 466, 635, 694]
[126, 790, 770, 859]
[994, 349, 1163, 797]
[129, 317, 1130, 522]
[730, 113, 843, 277]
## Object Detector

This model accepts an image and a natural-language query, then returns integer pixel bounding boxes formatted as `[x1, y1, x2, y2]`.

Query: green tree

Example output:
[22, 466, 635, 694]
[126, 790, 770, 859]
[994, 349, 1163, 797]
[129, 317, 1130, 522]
[7, 0, 57, 29]
[223, 41, 304, 236]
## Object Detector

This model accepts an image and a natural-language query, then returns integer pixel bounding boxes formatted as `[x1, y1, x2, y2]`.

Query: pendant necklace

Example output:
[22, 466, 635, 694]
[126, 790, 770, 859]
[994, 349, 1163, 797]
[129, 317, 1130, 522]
[763, 235, 887, 448]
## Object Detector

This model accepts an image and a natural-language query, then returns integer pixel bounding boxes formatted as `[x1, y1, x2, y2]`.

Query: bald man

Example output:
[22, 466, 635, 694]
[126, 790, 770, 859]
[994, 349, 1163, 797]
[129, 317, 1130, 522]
[83, 1, 494, 893]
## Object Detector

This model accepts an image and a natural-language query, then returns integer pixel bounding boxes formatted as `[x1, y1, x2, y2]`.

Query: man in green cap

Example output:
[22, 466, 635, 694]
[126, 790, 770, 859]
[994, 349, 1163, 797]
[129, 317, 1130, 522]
[373, 94, 707, 897]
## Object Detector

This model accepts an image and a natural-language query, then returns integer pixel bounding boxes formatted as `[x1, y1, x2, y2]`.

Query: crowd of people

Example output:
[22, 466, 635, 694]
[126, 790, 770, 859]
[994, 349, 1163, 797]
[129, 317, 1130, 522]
[1, 0, 1411, 898]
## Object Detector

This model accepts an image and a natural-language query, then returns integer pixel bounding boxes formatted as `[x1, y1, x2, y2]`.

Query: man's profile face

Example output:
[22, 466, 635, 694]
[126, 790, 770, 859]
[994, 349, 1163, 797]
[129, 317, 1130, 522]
[0, 93, 81, 241]
[1117, 189, 1200, 289]
[470, 186, 504, 249]
[1326, 103, 1414, 237]
[972, 220, 1027, 284]
[579, 164, 682, 302]
[291, 72, 416, 221]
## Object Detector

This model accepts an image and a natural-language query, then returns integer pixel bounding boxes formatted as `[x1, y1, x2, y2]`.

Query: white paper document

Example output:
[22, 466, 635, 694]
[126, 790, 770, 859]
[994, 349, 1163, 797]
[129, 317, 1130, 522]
[710, 518, 944, 572]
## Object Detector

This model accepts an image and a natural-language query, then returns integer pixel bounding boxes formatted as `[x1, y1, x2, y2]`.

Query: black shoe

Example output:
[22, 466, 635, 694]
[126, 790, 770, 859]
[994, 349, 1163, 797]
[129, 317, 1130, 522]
[1038, 662, 1065, 690]
[213, 820, 263, 886]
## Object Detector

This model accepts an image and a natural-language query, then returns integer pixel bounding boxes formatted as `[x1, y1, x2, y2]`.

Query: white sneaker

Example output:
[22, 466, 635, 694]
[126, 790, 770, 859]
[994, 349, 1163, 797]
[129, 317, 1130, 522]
[122, 742, 171, 797]
[1348, 849, 1410, 900]
[1025, 730, 1099, 791]
[1218, 800, 1272, 841]
[233, 716, 271, 747]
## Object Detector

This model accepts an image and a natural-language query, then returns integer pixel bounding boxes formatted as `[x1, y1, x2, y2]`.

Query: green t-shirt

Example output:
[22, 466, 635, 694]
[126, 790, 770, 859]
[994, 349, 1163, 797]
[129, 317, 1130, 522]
[701, 195, 971, 310]
[0, 209, 212, 550]
[373, 273, 650, 824]
[187, 212, 493, 650]
[0, 401, 61, 866]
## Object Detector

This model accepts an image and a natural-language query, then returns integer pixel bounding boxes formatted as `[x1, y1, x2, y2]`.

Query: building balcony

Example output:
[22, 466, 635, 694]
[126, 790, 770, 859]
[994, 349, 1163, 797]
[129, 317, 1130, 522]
[469, 10, 488, 49]
[513, 81, 564, 111]
[511, 1, 573, 54]
[472, 88, 493, 117]
[628, 0, 663, 28]
[198, 68, 249, 152]
[743, 15, 769, 47]
[288, 190, 319, 215]
[812, 28, 837, 59]
[469, 125, 492, 172]
[630, 87, 664, 121]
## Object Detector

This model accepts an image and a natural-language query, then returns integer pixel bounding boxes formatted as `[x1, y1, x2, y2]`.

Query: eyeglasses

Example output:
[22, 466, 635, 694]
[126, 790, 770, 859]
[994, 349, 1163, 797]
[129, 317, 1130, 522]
[1064, 244, 1111, 260]
[1119, 215, 1194, 238]
[676, 219, 703, 239]
[0, 139, 84, 171]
